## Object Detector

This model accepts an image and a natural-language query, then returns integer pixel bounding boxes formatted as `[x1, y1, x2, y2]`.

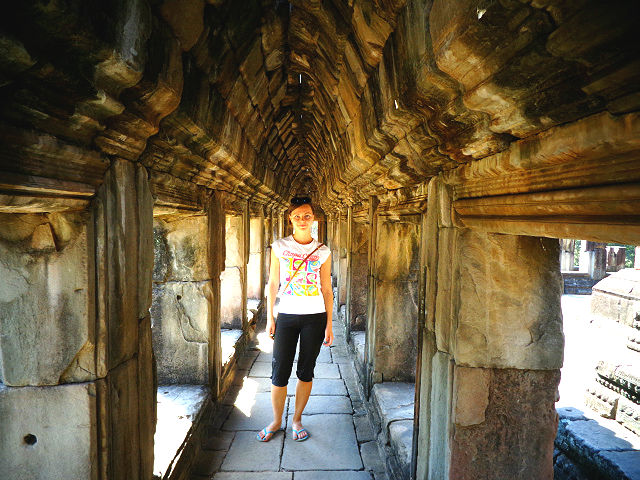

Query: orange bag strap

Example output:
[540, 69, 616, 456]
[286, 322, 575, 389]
[281, 243, 323, 295]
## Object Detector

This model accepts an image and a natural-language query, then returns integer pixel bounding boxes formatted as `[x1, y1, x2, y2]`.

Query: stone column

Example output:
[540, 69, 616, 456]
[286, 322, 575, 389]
[220, 213, 246, 330]
[559, 239, 575, 271]
[580, 241, 607, 280]
[338, 211, 350, 314]
[344, 206, 353, 335]
[369, 213, 421, 384]
[207, 192, 225, 399]
[348, 217, 370, 332]
[415, 176, 564, 480]
[247, 213, 265, 303]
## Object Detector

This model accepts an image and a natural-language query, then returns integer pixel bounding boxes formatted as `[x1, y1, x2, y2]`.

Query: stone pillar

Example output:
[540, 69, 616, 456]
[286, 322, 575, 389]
[349, 218, 369, 332]
[220, 213, 246, 330]
[414, 176, 564, 480]
[579, 241, 607, 280]
[370, 213, 421, 384]
[338, 211, 349, 311]
[559, 239, 575, 271]
[364, 197, 379, 393]
[344, 206, 353, 335]
[205, 192, 226, 401]
[151, 212, 211, 384]
[247, 213, 265, 303]
[94, 160, 155, 480]
[207, 192, 225, 400]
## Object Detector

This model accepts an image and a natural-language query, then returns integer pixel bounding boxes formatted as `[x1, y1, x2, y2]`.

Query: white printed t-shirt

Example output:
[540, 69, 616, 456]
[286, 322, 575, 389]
[272, 235, 331, 314]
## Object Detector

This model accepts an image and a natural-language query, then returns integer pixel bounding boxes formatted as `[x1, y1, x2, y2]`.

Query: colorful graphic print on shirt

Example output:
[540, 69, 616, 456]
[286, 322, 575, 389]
[282, 250, 321, 297]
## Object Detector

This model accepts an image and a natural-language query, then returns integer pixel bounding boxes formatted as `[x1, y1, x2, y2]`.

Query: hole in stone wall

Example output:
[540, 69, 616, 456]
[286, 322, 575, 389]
[23, 434, 37, 446]
[176, 295, 182, 300]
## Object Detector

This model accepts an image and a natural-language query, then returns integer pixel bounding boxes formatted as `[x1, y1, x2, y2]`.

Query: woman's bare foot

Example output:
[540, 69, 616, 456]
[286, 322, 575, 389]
[291, 419, 309, 440]
[256, 420, 282, 441]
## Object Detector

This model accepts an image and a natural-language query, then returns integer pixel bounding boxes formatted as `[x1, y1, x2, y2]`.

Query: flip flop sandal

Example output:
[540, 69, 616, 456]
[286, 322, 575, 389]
[256, 427, 279, 442]
[292, 428, 310, 442]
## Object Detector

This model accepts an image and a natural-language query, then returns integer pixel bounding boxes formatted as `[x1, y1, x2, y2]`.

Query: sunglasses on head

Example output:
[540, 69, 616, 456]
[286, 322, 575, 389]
[291, 196, 311, 206]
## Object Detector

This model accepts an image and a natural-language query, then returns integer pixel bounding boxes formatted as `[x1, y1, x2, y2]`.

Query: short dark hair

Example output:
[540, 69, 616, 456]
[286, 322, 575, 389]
[287, 196, 313, 216]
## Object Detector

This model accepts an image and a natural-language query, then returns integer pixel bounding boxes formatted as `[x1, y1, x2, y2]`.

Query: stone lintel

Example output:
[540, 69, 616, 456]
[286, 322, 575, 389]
[454, 182, 640, 245]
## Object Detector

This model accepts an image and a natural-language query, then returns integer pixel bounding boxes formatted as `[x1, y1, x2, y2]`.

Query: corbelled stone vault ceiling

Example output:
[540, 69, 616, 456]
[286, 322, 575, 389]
[1, 0, 638, 212]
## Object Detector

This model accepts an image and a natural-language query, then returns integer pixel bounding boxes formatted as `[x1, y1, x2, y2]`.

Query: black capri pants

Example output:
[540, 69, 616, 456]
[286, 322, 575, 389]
[271, 312, 327, 387]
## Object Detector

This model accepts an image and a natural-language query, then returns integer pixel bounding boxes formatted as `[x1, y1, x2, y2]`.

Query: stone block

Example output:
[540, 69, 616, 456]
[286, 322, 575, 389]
[214, 474, 292, 480]
[455, 232, 564, 370]
[599, 450, 640, 480]
[591, 268, 640, 327]
[389, 420, 413, 477]
[360, 440, 386, 473]
[453, 366, 490, 426]
[0, 383, 96, 480]
[295, 473, 372, 480]
[159, 0, 204, 51]
[151, 281, 210, 384]
[0, 212, 92, 386]
[221, 267, 244, 329]
[584, 382, 618, 419]
[371, 383, 415, 436]
[373, 279, 419, 382]
[355, 415, 375, 443]
[153, 215, 211, 283]
[450, 368, 560, 480]
[281, 414, 363, 470]
[616, 397, 640, 436]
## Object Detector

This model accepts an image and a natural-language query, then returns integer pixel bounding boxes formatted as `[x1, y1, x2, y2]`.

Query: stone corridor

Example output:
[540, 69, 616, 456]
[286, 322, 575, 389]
[1, 1, 640, 479]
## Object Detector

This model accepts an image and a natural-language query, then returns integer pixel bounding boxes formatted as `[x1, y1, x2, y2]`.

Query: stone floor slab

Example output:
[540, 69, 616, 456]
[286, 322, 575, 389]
[293, 471, 373, 480]
[222, 393, 288, 431]
[192, 449, 226, 476]
[281, 414, 363, 470]
[220, 430, 284, 471]
[202, 428, 235, 451]
[214, 473, 292, 480]
[285, 378, 347, 396]
[300, 395, 352, 414]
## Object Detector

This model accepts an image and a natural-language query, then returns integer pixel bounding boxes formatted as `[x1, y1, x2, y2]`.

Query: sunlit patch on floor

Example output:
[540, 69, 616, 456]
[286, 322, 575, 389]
[234, 377, 259, 417]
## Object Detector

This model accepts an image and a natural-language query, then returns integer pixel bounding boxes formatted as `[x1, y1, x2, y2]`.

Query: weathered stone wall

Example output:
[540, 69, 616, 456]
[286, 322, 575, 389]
[151, 214, 211, 384]
[0, 211, 91, 386]
[0, 211, 97, 479]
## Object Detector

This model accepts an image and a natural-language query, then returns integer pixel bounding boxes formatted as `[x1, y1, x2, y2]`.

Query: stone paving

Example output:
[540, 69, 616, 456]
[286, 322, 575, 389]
[190, 315, 388, 480]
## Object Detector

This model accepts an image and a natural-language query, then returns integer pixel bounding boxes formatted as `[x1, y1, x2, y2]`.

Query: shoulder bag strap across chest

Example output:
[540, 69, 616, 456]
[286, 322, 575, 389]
[281, 243, 323, 295]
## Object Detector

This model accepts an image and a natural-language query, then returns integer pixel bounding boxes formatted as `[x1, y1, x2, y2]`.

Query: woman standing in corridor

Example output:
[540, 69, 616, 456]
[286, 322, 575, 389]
[257, 196, 334, 442]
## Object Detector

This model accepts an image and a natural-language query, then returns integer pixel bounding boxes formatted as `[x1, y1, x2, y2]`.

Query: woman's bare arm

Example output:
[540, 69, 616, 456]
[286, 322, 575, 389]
[320, 254, 334, 346]
[266, 249, 280, 336]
